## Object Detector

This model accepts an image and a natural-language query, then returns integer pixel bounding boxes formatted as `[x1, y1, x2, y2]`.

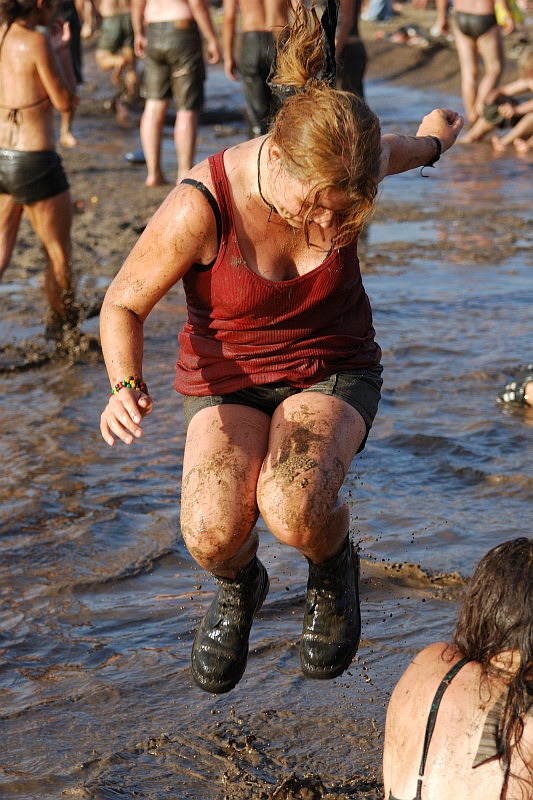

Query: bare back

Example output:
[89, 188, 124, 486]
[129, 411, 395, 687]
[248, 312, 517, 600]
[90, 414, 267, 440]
[237, 0, 288, 33]
[384, 643, 533, 800]
[98, 0, 133, 18]
[142, 0, 194, 24]
[0, 23, 70, 150]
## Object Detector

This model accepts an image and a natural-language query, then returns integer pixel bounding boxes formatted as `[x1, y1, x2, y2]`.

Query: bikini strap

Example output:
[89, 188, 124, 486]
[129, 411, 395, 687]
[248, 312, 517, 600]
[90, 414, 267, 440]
[416, 657, 469, 790]
[181, 177, 222, 270]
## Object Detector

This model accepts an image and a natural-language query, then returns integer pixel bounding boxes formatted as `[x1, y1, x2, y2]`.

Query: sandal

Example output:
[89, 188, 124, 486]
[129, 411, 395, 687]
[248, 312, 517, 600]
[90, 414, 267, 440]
[496, 364, 533, 406]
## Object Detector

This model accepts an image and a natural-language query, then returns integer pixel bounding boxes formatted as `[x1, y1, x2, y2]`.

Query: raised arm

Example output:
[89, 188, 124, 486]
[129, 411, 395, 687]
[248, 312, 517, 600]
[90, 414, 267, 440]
[379, 108, 464, 181]
[100, 180, 219, 446]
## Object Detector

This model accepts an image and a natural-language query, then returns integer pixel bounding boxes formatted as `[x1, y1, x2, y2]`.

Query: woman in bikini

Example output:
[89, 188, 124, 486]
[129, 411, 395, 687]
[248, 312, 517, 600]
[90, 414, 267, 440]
[0, 0, 78, 337]
[384, 537, 533, 800]
[98, 0, 463, 695]
[434, 0, 514, 124]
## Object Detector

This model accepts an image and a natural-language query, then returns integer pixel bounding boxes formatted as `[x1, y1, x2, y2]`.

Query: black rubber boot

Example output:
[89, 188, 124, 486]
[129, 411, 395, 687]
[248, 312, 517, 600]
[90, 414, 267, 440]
[300, 538, 360, 680]
[191, 556, 269, 693]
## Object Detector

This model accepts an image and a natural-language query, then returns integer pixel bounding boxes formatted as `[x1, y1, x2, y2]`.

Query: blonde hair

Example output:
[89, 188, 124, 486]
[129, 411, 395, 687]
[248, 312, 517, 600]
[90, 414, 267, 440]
[269, 1, 382, 248]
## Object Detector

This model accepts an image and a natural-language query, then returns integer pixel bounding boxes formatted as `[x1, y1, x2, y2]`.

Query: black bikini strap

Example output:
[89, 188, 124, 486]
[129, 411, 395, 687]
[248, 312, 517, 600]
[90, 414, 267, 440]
[417, 657, 469, 786]
[181, 177, 222, 255]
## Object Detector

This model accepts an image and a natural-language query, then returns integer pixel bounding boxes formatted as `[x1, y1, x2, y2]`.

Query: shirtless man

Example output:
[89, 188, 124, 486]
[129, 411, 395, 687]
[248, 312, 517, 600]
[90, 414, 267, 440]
[131, 0, 220, 185]
[0, 0, 79, 333]
[222, 0, 287, 137]
[95, 0, 138, 127]
[434, 0, 514, 124]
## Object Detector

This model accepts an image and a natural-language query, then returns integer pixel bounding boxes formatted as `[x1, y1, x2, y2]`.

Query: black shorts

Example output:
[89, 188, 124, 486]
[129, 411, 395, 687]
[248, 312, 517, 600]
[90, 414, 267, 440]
[182, 367, 383, 453]
[454, 11, 497, 40]
[0, 149, 69, 205]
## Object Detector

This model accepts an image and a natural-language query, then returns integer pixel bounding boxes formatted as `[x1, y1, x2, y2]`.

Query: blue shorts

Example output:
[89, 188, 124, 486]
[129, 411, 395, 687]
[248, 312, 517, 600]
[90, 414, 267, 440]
[182, 367, 383, 452]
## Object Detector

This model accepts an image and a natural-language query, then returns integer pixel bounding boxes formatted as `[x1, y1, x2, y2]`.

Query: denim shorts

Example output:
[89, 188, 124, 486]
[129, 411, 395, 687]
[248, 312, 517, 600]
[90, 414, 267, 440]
[182, 367, 383, 452]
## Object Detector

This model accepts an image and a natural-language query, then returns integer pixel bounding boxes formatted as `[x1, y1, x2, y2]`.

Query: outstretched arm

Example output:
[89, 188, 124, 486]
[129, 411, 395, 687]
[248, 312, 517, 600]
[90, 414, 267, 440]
[379, 108, 464, 181]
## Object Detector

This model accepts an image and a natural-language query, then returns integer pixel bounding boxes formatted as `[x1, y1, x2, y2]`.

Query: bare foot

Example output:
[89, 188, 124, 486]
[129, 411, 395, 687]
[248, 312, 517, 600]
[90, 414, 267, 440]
[145, 172, 169, 187]
[60, 130, 79, 148]
[491, 135, 507, 153]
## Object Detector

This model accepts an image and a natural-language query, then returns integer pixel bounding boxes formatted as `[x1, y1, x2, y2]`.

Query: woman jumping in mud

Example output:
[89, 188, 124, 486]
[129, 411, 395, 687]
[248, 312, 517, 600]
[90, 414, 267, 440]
[99, 0, 463, 694]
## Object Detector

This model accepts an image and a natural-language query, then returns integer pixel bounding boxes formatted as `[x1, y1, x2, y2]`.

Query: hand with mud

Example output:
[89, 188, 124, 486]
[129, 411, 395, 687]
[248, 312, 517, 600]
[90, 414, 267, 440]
[100, 390, 153, 446]
[416, 108, 464, 154]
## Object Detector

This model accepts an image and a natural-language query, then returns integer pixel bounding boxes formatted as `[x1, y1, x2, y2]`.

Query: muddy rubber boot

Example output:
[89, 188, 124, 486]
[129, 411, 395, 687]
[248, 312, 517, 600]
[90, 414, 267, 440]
[191, 556, 269, 693]
[300, 538, 360, 679]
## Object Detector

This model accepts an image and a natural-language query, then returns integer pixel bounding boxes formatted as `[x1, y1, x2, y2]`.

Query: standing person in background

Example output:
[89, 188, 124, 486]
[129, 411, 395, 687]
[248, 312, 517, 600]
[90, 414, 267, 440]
[434, 0, 514, 125]
[335, 0, 365, 98]
[95, 0, 139, 128]
[131, 0, 220, 186]
[383, 537, 533, 800]
[99, 0, 463, 694]
[55, 0, 83, 145]
[222, 0, 287, 137]
[0, 0, 79, 339]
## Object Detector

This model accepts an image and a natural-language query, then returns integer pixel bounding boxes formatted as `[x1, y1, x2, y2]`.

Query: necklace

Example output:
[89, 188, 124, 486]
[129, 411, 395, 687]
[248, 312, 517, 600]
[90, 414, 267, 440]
[257, 138, 277, 222]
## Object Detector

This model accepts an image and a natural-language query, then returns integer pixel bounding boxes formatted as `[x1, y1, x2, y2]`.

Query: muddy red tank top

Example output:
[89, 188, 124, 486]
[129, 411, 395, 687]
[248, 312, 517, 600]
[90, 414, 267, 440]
[174, 150, 381, 396]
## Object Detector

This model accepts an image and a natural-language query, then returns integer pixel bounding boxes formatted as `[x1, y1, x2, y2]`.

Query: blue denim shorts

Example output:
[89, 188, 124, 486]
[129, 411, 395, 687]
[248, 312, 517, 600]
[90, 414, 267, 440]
[182, 367, 383, 452]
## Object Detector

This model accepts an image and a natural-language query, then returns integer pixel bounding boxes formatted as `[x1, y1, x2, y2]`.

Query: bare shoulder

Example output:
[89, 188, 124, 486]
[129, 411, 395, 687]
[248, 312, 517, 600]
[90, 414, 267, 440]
[391, 643, 459, 697]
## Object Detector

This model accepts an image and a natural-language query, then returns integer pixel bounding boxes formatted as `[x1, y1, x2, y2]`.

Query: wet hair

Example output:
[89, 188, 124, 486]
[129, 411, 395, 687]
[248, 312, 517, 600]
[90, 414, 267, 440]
[454, 537, 533, 798]
[0, 0, 38, 24]
[268, 1, 382, 248]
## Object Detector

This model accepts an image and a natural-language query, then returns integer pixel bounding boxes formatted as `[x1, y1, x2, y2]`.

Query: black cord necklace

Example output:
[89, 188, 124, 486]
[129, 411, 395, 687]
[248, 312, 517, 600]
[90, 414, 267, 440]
[257, 138, 277, 222]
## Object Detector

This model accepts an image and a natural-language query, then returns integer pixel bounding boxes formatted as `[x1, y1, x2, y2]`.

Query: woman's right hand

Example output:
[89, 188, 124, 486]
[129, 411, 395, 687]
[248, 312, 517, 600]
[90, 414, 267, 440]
[100, 389, 153, 447]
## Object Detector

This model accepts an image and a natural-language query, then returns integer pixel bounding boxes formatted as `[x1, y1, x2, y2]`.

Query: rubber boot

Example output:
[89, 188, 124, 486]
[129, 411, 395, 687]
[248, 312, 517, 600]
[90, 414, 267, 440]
[300, 538, 360, 679]
[191, 556, 269, 693]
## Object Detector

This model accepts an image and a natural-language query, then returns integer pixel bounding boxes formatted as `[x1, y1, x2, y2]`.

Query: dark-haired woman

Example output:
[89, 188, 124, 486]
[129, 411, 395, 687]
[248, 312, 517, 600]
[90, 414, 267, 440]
[384, 537, 533, 800]
[0, 0, 78, 332]
[99, 0, 463, 694]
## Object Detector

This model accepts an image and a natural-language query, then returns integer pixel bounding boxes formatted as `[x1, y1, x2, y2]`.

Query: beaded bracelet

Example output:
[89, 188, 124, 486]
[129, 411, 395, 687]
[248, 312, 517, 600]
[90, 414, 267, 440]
[110, 375, 148, 397]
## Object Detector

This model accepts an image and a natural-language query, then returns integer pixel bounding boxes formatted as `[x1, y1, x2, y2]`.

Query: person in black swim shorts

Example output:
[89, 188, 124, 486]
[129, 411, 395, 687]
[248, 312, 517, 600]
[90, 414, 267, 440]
[0, 0, 79, 337]
[434, 0, 514, 124]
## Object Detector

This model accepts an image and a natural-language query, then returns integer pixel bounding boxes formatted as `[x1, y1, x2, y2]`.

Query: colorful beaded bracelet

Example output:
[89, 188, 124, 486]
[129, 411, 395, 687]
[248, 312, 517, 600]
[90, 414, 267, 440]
[110, 376, 148, 397]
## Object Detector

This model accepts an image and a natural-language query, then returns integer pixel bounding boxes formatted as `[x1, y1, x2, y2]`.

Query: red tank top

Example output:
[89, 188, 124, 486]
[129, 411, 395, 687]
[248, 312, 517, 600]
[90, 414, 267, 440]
[174, 150, 381, 396]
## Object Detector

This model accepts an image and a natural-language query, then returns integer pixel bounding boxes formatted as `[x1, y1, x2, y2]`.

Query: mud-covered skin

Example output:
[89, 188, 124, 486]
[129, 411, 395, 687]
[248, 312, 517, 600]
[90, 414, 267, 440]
[180, 393, 367, 579]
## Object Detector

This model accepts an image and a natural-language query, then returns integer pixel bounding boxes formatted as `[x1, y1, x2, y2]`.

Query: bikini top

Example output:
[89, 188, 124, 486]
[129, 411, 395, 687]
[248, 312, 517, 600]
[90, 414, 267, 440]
[389, 657, 469, 800]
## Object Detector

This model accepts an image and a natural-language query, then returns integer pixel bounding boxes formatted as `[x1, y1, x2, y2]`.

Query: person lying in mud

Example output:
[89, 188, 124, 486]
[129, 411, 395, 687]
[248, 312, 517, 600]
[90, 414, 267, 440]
[0, 0, 79, 339]
[383, 537, 533, 800]
[99, 0, 463, 694]
[459, 47, 533, 145]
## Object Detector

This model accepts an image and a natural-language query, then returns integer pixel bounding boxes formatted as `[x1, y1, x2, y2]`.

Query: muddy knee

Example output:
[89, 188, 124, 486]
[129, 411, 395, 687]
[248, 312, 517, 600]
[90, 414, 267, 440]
[258, 455, 346, 549]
